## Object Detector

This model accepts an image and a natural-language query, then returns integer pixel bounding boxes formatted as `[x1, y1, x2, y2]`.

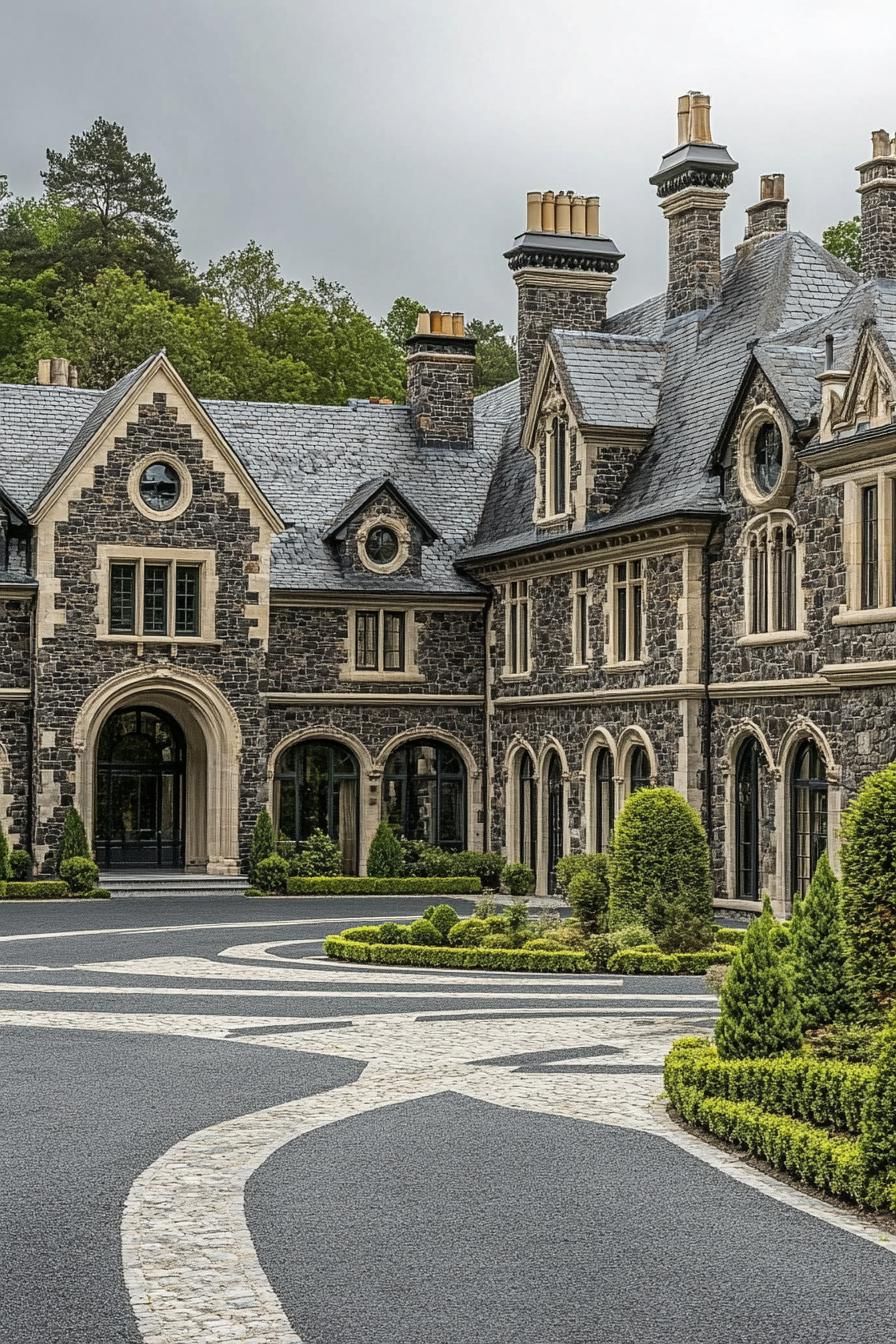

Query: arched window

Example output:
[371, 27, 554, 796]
[735, 738, 760, 901]
[515, 751, 537, 871]
[629, 745, 652, 795]
[383, 739, 466, 851]
[274, 739, 359, 873]
[550, 415, 568, 516]
[545, 750, 565, 892]
[791, 740, 828, 900]
[593, 747, 615, 852]
[746, 513, 798, 635]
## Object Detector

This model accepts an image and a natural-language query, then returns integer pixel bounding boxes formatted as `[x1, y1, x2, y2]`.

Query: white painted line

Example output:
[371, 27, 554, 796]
[0, 915, 415, 945]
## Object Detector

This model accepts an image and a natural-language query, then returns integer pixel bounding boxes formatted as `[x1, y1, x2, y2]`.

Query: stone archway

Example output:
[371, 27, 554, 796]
[73, 666, 242, 875]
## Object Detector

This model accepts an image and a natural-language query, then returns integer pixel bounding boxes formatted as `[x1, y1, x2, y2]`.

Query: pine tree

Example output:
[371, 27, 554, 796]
[57, 807, 90, 871]
[367, 820, 404, 878]
[0, 827, 12, 882]
[715, 895, 803, 1059]
[249, 809, 275, 882]
[790, 853, 854, 1028]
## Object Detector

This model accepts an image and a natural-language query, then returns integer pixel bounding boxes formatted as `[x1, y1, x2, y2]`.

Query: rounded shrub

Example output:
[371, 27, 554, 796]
[424, 903, 460, 938]
[462, 851, 505, 890]
[859, 1008, 896, 1174]
[60, 856, 99, 893]
[367, 821, 404, 878]
[524, 936, 567, 952]
[375, 922, 409, 945]
[291, 828, 342, 878]
[406, 917, 443, 946]
[255, 854, 290, 893]
[448, 916, 490, 947]
[419, 846, 455, 878]
[10, 849, 32, 882]
[715, 897, 803, 1059]
[554, 853, 600, 898]
[609, 787, 712, 934]
[342, 925, 387, 944]
[840, 763, 896, 1012]
[482, 931, 514, 949]
[567, 856, 610, 935]
[501, 862, 535, 898]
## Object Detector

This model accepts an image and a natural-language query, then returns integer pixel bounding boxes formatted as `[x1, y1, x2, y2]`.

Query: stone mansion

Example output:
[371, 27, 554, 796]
[1, 91, 895, 911]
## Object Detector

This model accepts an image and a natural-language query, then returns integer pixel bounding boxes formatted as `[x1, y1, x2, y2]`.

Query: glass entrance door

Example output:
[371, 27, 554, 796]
[96, 708, 186, 868]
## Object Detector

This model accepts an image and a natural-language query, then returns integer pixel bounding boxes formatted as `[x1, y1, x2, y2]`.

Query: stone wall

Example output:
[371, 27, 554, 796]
[665, 204, 723, 318]
[517, 281, 608, 416]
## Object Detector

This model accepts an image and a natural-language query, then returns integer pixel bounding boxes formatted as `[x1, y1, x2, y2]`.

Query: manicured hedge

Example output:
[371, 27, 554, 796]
[664, 1038, 896, 1211]
[324, 933, 591, 973]
[1, 880, 72, 899]
[285, 876, 481, 896]
[607, 945, 736, 976]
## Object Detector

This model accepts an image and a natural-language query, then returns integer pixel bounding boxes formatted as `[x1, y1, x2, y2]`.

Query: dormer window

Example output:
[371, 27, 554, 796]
[364, 525, 399, 567]
[752, 422, 783, 495]
[550, 415, 568, 516]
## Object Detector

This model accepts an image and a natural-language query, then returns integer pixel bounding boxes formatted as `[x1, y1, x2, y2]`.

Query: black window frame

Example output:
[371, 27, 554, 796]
[735, 738, 760, 901]
[861, 482, 880, 609]
[790, 739, 828, 903]
[109, 562, 137, 635]
[383, 739, 467, 851]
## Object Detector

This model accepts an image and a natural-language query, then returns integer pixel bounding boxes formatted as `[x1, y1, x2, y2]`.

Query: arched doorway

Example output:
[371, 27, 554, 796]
[545, 751, 564, 893]
[791, 739, 828, 899]
[735, 737, 761, 901]
[95, 707, 186, 868]
[273, 739, 360, 874]
[514, 750, 537, 872]
[382, 739, 467, 851]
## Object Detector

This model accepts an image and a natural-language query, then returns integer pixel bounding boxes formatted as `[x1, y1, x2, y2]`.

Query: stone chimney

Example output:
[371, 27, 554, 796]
[650, 91, 738, 321]
[505, 189, 623, 419]
[746, 174, 788, 239]
[857, 130, 896, 280]
[37, 357, 79, 388]
[406, 310, 476, 447]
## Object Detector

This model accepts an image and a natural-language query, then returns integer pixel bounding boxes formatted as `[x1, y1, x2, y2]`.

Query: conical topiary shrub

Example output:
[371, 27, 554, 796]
[715, 895, 803, 1059]
[789, 852, 854, 1029]
[249, 809, 276, 881]
[57, 806, 90, 873]
[367, 820, 404, 878]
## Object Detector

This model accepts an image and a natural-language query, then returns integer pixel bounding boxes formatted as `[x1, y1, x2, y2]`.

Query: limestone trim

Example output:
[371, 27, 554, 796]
[659, 186, 729, 219]
[569, 566, 592, 669]
[708, 677, 837, 700]
[264, 692, 484, 705]
[617, 726, 658, 799]
[33, 358, 282, 650]
[356, 514, 411, 576]
[341, 606, 422, 682]
[494, 684, 702, 707]
[840, 466, 896, 615]
[374, 726, 483, 853]
[775, 718, 842, 915]
[266, 726, 375, 876]
[722, 721, 776, 904]
[127, 452, 193, 523]
[504, 737, 538, 865]
[270, 593, 486, 612]
[0, 688, 30, 700]
[512, 269, 614, 295]
[470, 519, 715, 586]
[93, 544, 218, 644]
[72, 665, 242, 875]
[821, 659, 896, 686]
[582, 728, 617, 852]
[736, 404, 795, 511]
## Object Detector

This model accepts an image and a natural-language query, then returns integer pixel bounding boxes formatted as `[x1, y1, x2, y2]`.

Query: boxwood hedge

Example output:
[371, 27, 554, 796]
[285, 876, 481, 896]
[324, 933, 591, 973]
[0, 880, 83, 899]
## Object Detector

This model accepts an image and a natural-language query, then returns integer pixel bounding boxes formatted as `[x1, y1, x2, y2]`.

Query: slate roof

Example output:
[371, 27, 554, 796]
[0, 227, 882, 591]
[550, 331, 666, 430]
[466, 231, 860, 561]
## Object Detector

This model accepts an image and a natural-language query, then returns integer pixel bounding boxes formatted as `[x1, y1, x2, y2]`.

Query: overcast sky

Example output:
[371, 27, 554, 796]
[4, 0, 896, 331]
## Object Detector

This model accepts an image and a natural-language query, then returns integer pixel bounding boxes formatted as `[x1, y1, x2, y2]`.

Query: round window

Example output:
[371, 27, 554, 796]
[139, 462, 182, 513]
[364, 525, 399, 566]
[752, 421, 784, 495]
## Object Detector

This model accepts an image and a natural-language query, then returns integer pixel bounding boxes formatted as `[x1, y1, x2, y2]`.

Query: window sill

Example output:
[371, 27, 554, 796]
[98, 634, 220, 647]
[339, 669, 425, 683]
[737, 631, 808, 647]
[501, 671, 532, 682]
[833, 607, 896, 626]
[567, 663, 590, 673]
[536, 511, 574, 527]
[604, 660, 647, 673]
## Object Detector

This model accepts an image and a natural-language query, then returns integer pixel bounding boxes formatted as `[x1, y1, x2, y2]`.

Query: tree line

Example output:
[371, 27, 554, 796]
[0, 118, 518, 400]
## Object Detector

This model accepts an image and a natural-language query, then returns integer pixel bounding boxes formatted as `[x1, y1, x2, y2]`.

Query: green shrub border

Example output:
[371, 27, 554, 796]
[664, 1039, 895, 1211]
[607, 945, 736, 976]
[0, 880, 105, 900]
[283, 876, 482, 896]
[324, 933, 592, 974]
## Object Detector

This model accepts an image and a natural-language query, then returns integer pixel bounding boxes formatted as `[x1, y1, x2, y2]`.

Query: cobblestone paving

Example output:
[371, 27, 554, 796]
[3, 912, 895, 1344]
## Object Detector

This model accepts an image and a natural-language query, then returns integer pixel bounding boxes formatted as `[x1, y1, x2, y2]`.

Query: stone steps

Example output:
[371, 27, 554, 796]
[101, 872, 248, 898]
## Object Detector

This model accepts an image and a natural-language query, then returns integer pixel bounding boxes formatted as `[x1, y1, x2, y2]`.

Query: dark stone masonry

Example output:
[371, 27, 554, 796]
[0, 92, 895, 911]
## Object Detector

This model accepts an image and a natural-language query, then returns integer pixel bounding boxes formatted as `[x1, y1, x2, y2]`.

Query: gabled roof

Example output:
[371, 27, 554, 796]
[549, 330, 666, 430]
[323, 475, 439, 544]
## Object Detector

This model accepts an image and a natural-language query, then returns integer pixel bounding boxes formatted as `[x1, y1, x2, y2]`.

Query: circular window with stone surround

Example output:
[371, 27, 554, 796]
[128, 453, 193, 522]
[357, 516, 410, 574]
[737, 406, 795, 510]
